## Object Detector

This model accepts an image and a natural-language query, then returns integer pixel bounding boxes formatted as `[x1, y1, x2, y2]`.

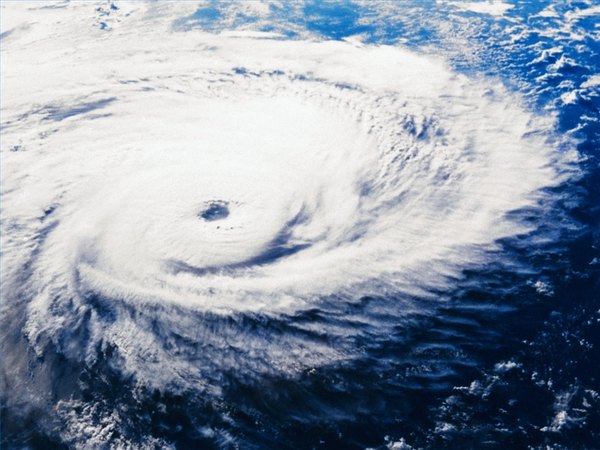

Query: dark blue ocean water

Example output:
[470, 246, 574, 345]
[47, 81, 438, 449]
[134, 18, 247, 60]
[2, 1, 599, 449]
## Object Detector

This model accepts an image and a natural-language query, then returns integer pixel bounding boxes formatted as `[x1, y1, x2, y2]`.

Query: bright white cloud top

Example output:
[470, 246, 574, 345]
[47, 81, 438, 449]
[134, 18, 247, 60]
[0, 2, 576, 445]
[441, 0, 514, 17]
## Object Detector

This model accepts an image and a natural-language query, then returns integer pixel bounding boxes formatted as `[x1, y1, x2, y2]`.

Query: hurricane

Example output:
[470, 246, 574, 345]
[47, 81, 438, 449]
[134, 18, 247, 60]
[2, 2, 599, 449]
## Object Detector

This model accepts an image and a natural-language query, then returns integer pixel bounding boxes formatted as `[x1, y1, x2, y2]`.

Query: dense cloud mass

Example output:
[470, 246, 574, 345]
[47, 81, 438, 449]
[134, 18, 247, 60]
[1, 2, 598, 449]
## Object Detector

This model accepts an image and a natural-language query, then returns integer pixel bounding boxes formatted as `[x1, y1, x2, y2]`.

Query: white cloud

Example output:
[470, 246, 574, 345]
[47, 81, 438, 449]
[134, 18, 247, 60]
[440, 0, 514, 18]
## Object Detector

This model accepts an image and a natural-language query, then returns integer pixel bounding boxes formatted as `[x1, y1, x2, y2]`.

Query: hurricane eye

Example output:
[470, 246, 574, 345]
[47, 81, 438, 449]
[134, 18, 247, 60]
[200, 201, 230, 221]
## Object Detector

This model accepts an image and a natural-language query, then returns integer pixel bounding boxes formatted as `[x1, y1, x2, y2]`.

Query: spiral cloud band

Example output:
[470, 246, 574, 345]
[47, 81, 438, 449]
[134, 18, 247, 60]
[1, 4, 570, 443]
